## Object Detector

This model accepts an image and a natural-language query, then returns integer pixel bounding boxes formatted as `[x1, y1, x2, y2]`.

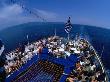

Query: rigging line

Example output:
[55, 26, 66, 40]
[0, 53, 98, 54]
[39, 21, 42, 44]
[10, 0, 47, 22]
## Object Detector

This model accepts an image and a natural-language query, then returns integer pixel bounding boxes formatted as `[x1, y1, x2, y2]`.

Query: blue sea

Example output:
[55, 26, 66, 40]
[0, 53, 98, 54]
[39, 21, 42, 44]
[0, 22, 110, 78]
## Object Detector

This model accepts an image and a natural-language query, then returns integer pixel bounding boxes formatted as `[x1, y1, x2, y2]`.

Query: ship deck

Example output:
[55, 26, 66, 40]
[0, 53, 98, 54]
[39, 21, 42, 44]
[5, 48, 78, 82]
[5, 36, 108, 82]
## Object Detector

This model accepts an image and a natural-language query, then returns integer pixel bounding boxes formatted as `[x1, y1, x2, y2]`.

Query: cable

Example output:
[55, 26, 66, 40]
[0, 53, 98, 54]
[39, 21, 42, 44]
[10, 0, 47, 22]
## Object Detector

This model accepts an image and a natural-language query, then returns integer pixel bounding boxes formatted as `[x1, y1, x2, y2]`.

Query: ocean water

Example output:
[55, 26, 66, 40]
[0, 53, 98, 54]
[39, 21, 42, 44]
[0, 22, 110, 77]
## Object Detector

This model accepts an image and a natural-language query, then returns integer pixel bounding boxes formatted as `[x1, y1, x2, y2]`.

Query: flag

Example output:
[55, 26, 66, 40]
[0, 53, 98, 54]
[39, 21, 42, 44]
[65, 17, 72, 33]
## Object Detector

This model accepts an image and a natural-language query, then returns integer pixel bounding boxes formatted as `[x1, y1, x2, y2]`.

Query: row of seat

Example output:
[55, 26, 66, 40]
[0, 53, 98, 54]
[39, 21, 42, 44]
[11, 60, 64, 82]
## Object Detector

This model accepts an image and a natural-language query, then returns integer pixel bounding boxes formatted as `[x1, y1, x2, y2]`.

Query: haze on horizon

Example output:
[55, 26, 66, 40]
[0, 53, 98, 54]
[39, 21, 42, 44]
[0, 0, 110, 29]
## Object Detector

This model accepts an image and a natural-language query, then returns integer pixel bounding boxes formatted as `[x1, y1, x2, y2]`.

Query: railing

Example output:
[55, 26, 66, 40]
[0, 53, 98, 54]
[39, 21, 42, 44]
[87, 40, 109, 82]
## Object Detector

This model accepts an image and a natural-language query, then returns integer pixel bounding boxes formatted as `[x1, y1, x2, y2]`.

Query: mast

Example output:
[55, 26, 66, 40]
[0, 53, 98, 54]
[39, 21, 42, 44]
[65, 17, 72, 40]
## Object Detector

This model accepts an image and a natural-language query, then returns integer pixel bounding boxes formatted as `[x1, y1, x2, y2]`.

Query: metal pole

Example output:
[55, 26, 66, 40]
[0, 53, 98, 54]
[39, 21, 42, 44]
[68, 33, 69, 40]
[54, 28, 56, 37]
[27, 35, 29, 45]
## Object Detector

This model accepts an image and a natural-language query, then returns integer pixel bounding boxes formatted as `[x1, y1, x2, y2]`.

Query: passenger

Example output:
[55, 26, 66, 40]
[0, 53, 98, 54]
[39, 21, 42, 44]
[77, 75, 82, 82]
[80, 59, 85, 66]
[76, 61, 81, 69]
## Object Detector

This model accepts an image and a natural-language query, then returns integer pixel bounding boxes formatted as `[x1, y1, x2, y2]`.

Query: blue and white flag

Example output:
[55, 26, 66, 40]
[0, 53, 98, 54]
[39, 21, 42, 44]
[65, 17, 72, 33]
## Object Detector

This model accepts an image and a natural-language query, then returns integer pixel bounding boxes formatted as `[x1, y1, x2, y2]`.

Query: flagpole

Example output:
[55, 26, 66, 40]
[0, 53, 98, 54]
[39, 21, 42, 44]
[68, 33, 69, 40]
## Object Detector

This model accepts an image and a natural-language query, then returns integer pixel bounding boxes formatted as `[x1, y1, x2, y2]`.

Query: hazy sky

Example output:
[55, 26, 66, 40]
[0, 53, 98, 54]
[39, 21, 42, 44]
[0, 0, 110, 29]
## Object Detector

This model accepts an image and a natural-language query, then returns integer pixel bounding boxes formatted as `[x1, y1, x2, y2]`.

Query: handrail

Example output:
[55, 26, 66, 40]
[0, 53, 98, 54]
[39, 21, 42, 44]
[87, 40, 109, 82]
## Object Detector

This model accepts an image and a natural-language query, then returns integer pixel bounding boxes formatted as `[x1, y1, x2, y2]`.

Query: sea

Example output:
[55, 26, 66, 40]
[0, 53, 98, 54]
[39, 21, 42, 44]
[0, 22, 110, 79]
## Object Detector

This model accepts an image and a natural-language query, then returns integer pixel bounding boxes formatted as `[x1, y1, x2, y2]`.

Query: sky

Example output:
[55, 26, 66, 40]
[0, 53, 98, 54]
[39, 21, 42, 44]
[0, 0, 110, 29]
